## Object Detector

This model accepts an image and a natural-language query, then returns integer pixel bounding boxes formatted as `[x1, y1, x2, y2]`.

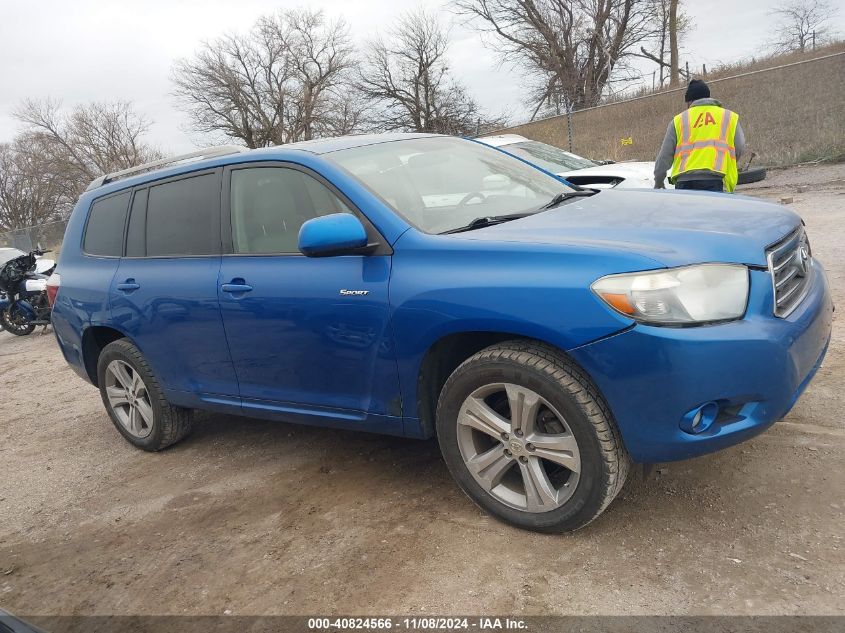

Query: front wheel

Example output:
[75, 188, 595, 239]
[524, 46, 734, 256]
[436, 341, 629, 533]
[0, 306, 35, 336]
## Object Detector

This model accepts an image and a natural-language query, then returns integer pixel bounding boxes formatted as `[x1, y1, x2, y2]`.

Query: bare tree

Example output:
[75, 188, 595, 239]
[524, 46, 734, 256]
[12, 98, 160, 205]
[0, 140, 67, 231]
[668, 0, 681, 85]
[638, 0, 690, 87]
[172, 8, 358, 147]
[455, 0, 657, 117]
[768, 0, 839, 53]
[358, 10, 499, 135]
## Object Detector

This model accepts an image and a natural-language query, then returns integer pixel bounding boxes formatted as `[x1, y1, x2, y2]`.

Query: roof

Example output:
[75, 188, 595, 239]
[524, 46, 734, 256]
[84, 132, 444, 196]
[477, 134, 529, 148]
[262, 132, 440, 155]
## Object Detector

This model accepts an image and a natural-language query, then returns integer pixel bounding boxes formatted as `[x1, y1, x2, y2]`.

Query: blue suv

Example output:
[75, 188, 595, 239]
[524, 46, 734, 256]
[51, 134, 833, 532]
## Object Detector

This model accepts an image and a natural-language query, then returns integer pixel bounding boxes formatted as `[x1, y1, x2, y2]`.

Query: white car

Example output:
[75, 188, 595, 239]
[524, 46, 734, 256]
[478, 134, 668, 189]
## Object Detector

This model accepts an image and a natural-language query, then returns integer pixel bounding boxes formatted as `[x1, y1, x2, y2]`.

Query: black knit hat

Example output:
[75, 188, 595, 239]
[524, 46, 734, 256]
[684, 79, 710, 102]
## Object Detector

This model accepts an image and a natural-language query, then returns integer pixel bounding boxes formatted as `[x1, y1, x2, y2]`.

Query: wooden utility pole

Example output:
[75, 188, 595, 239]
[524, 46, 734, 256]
[669, 0, 680, 86]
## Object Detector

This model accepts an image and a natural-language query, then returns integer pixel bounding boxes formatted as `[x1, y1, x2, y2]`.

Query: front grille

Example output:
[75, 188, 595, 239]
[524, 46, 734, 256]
[767, 225, 812, 318]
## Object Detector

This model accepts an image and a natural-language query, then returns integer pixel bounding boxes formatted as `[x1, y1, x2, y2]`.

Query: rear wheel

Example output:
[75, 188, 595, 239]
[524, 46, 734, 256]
[0, 306, 35, 336]
[436, 341, 629, 532]
[97, 339, 193, 451]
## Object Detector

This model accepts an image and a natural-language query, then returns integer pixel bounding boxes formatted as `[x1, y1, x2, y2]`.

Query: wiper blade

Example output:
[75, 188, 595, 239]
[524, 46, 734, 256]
[439, 189, 598, 235]
[541, 189, 597, 210]
[440, 212, 534, 235]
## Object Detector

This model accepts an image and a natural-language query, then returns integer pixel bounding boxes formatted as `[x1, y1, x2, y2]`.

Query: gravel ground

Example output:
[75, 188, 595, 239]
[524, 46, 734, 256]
[0, 164, 843, 617]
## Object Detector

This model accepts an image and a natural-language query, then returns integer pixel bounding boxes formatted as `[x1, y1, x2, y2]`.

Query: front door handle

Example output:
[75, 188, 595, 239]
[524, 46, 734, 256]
[221, 280, 253, 294]
[116, 279, 140, 292]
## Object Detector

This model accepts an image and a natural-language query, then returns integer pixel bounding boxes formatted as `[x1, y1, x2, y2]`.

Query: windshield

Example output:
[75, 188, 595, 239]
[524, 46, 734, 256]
[501, 141, 597, 173]
[327, 137, 574, 234]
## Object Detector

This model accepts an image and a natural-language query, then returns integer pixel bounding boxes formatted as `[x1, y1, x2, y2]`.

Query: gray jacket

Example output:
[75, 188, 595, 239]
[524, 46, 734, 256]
[654, 98, 745, 186]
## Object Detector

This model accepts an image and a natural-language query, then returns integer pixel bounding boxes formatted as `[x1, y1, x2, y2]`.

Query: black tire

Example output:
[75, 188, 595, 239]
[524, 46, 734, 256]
[436, 341, 629, 533]
[0, 307, 35, 336]
[737, 166, 767, 185]
[96, 338, 193, 451]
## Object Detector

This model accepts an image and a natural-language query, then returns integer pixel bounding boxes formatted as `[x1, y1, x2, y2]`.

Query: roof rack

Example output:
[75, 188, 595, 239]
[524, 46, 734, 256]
[85, 145, 249, 191]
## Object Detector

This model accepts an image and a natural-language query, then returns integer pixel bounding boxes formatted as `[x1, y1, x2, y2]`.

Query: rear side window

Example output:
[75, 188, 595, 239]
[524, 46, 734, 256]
[145, 173, 219, 256]
[125, 189, 147, 257]
[83, 192, 131, 256]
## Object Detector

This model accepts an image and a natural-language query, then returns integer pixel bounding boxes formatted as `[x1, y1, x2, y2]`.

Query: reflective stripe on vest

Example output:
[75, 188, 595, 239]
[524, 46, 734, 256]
[716, 109, 733, 171]
[671, 106, 739, 192]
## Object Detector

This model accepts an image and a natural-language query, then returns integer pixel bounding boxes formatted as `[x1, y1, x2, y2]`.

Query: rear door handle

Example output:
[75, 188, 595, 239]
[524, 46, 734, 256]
[221, 281, 253, 294]
[116, 280, 140, 292]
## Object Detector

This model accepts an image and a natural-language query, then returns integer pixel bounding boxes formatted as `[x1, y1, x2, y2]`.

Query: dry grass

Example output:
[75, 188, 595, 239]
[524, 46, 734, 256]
[699, 41, 845, 81]
[500, 45, 845, 166]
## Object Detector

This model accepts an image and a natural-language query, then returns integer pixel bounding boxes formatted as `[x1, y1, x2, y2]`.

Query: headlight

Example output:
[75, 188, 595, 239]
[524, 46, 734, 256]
[591, 264, 749, 325]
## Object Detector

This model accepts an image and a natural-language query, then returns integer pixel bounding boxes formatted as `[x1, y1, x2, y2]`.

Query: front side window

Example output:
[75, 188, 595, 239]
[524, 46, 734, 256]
[327, 137, 574, 234]
[230, 167, 352, 254]
[146, 173, 219, 257]
[83, 191, 131, 256]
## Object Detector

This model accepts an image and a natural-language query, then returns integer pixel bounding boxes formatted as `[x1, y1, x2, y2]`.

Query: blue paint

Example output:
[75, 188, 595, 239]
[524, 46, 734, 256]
[298, 213, 368, 256]
[51, 134, 833, 461]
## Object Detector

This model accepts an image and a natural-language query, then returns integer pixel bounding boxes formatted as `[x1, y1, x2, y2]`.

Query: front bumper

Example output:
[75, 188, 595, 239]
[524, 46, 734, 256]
[569, 261, 833, 463]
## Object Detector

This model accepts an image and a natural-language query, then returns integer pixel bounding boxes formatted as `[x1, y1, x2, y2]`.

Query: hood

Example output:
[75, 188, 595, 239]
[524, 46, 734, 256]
[561, 161, 655, 179]
[559, 162, 658, 189]
[559, 161, 658, 189]
[462, 189, 800, 268]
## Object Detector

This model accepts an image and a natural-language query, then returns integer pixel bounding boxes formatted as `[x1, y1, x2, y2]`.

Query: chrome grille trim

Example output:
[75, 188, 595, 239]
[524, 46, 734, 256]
[766, 225, 812, 318]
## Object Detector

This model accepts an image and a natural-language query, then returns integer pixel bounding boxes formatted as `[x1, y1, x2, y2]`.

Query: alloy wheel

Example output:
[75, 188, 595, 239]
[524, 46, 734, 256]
[456, 383, 581, 513]
[104, 360, 154, 439]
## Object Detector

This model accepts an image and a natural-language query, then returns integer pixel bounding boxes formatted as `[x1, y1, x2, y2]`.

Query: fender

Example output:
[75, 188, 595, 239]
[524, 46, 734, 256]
[80, 321, 142, 374]
[388, 230, 649, 424]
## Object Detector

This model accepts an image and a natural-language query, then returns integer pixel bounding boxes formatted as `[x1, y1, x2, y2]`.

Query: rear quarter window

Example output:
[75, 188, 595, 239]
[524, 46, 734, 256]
[83, 191, 131, 256]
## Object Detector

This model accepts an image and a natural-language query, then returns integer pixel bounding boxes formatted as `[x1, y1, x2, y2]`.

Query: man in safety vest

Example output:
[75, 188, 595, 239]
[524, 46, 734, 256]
[654, 79, 745, 192]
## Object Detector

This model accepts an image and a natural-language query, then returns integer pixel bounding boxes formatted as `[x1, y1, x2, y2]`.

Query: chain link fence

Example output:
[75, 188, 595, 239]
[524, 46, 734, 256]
[0, 219, 68, 255]
[491, 48, 845, 167]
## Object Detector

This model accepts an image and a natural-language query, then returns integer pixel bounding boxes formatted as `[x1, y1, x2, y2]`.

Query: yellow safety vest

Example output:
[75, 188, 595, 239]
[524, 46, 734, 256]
[670, 105, 739, 192]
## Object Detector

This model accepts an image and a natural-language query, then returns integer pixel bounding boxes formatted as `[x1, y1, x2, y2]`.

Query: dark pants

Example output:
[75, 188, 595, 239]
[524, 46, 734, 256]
[675, 180, 724, 192]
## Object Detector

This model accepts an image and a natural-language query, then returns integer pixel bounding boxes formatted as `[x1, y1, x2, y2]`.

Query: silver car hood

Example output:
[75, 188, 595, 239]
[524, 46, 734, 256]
[560, 161, 661, 189]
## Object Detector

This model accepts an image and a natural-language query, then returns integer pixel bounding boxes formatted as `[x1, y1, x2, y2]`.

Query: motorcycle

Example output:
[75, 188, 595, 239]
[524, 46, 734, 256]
[0, 249, 56, 336]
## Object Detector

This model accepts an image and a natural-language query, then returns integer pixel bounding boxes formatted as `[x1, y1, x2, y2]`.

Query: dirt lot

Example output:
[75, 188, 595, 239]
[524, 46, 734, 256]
[1, 164, 843, 618]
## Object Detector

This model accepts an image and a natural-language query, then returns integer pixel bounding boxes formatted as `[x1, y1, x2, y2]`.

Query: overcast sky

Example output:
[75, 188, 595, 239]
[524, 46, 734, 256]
[1, 0, 842, 153]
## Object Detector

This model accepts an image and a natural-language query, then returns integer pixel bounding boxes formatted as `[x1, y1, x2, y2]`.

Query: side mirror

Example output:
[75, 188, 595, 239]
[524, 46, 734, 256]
[299, 213, 369, 257]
